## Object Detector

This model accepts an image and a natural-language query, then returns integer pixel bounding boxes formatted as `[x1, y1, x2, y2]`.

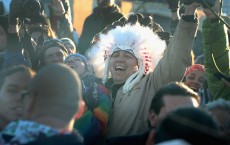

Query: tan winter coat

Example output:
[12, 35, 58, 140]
[106, 19, 198, 137]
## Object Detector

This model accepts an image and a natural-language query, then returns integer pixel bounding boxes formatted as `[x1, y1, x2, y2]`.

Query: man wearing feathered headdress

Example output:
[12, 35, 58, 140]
[87, 2, 201, 138]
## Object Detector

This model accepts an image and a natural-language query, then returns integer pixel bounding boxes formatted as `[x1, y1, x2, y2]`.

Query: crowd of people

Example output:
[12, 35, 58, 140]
[0, 0, 229, 144]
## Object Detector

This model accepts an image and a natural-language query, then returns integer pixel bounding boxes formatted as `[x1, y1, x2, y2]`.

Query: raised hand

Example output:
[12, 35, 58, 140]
[203, 0, 221, 19]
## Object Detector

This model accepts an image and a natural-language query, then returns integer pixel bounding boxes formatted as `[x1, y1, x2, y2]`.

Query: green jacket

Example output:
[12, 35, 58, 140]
[202, 19, 230, 100]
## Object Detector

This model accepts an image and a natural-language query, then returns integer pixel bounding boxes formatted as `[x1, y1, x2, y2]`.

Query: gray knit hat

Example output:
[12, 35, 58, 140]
[61, 38, 76, 53]
[64, 53, 94, 74]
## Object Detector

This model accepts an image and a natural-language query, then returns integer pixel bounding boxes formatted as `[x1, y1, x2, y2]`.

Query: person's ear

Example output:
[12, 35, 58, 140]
[148, 110, 158, 128]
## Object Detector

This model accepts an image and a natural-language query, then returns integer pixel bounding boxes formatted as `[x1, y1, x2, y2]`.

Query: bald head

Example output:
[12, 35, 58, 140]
[26, 64, 82, 124]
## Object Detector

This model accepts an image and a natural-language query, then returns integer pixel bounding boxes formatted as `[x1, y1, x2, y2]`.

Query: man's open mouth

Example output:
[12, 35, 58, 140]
[115, 66, 125, 71]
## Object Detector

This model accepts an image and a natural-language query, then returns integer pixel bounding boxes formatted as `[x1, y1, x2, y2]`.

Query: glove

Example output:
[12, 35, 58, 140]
[166, 0, 180, 12]
[81, 73, 99, 110]
[81, 73, 97, 85]
[9, 0, 24, 25]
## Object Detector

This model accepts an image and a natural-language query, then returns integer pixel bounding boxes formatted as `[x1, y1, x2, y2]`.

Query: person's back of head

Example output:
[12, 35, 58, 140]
[205, 98, 230, 113]
[205, 98, 230, 138]
[155, 107, 229, 145]
[25, 63, 82, 130]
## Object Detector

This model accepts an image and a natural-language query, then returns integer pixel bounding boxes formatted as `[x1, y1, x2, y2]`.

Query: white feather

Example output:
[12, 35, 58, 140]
[87, 22, 166, 91]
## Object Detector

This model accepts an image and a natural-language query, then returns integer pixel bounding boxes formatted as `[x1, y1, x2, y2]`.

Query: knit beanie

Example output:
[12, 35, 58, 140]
[43, 39, 68, 54]
[40, 39, 68, 65]
[61, 38, 76, 52]
[184, 64, 205, 77]
[64, 53, 93, 74]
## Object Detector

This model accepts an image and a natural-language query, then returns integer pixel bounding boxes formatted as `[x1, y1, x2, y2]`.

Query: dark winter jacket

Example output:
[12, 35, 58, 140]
[77, 4, 124, 54]
[1, 33, 31, 71]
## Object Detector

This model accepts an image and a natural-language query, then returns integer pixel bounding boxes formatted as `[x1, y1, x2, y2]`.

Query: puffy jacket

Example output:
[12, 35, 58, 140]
[202, 19, 230, 100]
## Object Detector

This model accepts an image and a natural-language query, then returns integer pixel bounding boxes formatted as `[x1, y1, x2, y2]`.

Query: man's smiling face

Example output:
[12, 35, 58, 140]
[109, 50, 138, 84]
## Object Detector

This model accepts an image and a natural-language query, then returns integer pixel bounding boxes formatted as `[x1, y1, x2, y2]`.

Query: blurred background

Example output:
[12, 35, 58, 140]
[1, 0, 230, 35]
[73, 0, 171, 35]
[66, 0, 230, 35]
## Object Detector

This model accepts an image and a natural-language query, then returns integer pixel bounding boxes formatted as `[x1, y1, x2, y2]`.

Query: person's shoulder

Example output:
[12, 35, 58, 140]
[92, 7, 102, 16]
[85, 9, 102, 22]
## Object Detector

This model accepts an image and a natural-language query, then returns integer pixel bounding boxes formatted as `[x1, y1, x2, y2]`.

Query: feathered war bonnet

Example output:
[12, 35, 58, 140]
[86, 13, 167, 93]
